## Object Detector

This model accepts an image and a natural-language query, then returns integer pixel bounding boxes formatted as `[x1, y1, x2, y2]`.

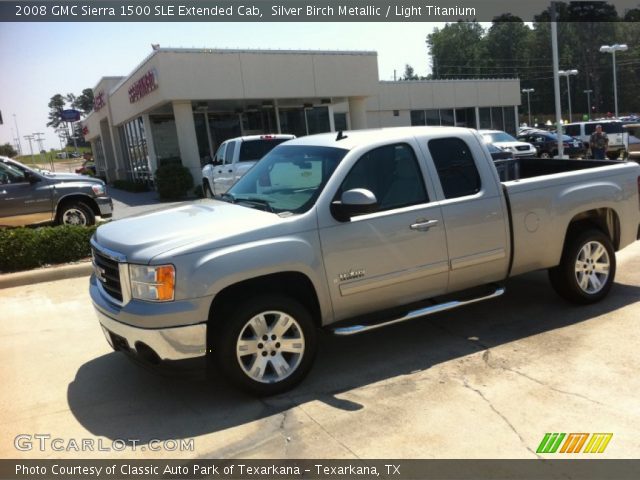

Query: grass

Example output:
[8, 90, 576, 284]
[16, 146, 92, 166]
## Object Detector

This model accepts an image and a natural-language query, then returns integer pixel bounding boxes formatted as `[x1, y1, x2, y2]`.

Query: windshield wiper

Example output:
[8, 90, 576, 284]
[216, 192, 236, 203]
[235, 196, 274, 212]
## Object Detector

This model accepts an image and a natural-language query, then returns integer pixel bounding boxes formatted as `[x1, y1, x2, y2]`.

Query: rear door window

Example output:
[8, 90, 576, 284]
[565, 125, 580, 137]
[428, 137, 482, 199]
[224, 141, 236, 165]
[239, 139, 290, 162]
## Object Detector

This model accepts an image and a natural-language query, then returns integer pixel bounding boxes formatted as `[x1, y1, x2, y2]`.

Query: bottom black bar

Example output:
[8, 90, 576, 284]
[2, 459, 640, 480]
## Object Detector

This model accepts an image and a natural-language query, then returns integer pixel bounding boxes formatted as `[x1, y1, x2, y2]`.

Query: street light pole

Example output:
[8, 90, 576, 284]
[13, 114, 22, 156]
[600, 44, 628, 118]
[584, 89, 593, 119]
[558, 69, 578, 123]
[522, 88, 535, 126]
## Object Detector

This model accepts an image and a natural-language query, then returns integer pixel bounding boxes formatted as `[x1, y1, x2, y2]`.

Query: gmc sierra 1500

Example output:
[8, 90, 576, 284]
[90, 127, 640, 395]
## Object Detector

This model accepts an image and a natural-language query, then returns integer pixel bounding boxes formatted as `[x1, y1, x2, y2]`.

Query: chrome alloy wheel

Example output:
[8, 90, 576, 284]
[574, 241, 611, 294]
[62, 208, 87, 226]
[236, 311, 305, 384]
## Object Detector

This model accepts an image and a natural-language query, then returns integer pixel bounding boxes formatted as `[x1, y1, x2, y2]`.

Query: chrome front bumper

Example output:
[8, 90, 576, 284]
[96, 309, 207, 361]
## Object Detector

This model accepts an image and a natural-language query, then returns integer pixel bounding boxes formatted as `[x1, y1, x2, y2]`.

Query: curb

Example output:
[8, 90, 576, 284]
[0, 261, 93, 289]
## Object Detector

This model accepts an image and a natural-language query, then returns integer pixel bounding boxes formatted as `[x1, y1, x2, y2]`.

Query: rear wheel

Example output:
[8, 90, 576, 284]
[548, 229, 616, 304]
[212, 295, 317, 395]
[57, 201, 95, 226]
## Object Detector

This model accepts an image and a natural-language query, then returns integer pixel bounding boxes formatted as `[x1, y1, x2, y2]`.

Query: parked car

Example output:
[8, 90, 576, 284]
[517, 131, 586, 159]
[564, 120, 628, 159]
[623, 123, 640, 162]
[0, 156, 112, 227]
[202, 134, 295, 197]
[89, 126, 640, 395]
[479, 129, 537, 158]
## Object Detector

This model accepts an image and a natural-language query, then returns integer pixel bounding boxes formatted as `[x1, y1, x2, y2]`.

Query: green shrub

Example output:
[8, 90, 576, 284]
[111, 179, 149, 192]
[155, 164, 194, 200]
[0, 225, 97, 273]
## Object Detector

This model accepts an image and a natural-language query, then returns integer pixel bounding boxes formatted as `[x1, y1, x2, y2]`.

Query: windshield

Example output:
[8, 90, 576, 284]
[226, 144, 347, 214]
[483, 132, 517, 143]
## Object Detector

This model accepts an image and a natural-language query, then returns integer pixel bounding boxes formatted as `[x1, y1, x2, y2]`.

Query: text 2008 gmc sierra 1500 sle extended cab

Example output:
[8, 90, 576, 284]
[90, 127, 640, 395]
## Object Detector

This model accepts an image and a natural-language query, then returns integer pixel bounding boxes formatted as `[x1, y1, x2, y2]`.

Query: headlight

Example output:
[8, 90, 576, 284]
[129, 264, 175, 302]
[92, 184, 106, 196]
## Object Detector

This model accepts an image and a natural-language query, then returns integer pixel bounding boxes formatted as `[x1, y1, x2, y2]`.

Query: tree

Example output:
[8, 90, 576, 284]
[0, 143, 18, 157]
[72, 89, 94, 115]
[427, 21, 486, 79]
[401, 64, 419, 80]
[46, 93, 66, 129]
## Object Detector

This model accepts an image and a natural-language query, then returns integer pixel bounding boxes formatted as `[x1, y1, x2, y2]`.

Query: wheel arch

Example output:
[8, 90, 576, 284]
[208, 271, 323, 330]
[563, 207, 621, 252]
[55, 194, 100, 218]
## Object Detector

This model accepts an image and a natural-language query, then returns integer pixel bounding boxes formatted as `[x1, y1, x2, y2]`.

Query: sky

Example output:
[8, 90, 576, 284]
[0, 21, 455, 151]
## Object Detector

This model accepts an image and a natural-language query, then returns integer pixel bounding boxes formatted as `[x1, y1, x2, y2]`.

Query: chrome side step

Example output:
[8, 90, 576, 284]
[330, 284, 505, 336]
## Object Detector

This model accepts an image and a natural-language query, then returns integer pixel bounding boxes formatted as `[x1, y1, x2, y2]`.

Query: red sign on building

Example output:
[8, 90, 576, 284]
[128, 68, 159, 103]
[94, 91, 106, 112]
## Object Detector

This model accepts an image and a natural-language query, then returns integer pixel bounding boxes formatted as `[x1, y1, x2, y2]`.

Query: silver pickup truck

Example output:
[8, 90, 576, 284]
[90, 127, 640, 395]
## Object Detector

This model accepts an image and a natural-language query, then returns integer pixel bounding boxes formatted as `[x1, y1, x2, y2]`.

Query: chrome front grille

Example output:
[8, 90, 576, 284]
[92, 248, 123, 302]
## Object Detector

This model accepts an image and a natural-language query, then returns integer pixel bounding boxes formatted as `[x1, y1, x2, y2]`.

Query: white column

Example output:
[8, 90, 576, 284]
[328, 105, 336, 132]
[142, 114, 158, 175]
[172, 100, 201, 182]
[475, 107, 481, 129]
[348, 96, 368, 130]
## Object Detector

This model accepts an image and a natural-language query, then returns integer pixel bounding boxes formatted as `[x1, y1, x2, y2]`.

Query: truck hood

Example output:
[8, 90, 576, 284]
[45, 172, 102, 182]
[493, 141, 534, 150]
[93, 200, 282, 263]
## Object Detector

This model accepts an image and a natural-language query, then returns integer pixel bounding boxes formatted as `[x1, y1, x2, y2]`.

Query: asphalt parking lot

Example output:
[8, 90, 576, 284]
[1, 242, 639, 459]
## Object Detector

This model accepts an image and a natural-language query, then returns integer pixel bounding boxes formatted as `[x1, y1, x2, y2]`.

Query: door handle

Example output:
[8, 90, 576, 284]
[410, 219, 438, 231]
[228, 169, 233, 173]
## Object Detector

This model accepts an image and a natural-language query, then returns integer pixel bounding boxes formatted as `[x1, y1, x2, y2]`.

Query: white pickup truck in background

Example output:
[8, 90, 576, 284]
[202, 134, 295, 197]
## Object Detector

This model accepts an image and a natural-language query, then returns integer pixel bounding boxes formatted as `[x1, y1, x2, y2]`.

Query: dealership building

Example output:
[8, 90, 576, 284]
[82, 48, 521, 183]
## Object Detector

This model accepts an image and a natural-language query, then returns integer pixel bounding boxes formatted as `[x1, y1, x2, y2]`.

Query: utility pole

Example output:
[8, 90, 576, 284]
[13, 114, 23, 155]
[23, 135, 35, 164]
[33, 132, 48, 169]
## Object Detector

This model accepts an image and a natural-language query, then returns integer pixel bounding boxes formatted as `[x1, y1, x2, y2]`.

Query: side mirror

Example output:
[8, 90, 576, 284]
[212, 159, 222, 166]
[25, 172, 40, 184]
[330, 188, 378, 222]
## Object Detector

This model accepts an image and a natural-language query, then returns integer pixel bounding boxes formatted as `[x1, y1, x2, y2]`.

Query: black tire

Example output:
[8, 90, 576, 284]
[203, 180, 214, 199]
[57, 201, 95, 226]
[540, 151, 551, 159]
[211, 295, 317, 396]
[548, 229, 616, 304]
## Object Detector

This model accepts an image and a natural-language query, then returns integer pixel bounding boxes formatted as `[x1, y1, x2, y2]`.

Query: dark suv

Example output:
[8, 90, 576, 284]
[0, 157, 113, 227]
[517, 131, 586, 159]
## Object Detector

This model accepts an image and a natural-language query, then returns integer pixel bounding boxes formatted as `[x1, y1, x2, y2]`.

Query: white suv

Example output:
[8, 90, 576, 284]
[479, 130, 537, 158]
[564, 120, 628, 159]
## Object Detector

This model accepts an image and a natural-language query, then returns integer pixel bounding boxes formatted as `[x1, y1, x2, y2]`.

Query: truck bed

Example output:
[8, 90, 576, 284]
[497, 158, 640, 277]
[494, 157, 616, 182]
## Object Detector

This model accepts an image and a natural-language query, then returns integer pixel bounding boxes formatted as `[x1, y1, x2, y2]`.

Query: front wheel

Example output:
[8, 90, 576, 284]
[548, 229, 616, 304]
[57, 201, 95, 226]
[212, 295, 317, 395]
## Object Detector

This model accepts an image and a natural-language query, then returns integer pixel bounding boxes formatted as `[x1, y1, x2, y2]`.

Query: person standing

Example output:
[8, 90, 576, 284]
[590, 125, 609, 159]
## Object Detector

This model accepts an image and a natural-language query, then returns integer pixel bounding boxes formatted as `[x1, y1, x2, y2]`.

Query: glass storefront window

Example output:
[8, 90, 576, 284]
[194, 113, 211, 164]
[334, 112, 348, 131]
[425, 110, 441, 126]
[440, 109, 455, 126]
[305, 107, 330, 135]
[479, 108, 492, 129]
[279, 109, 307, 137]
[491, 107, 504, 131]
[455, 108, 477, 128]
[119, 116, 151, 183]
[410, 110, 425, 126]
